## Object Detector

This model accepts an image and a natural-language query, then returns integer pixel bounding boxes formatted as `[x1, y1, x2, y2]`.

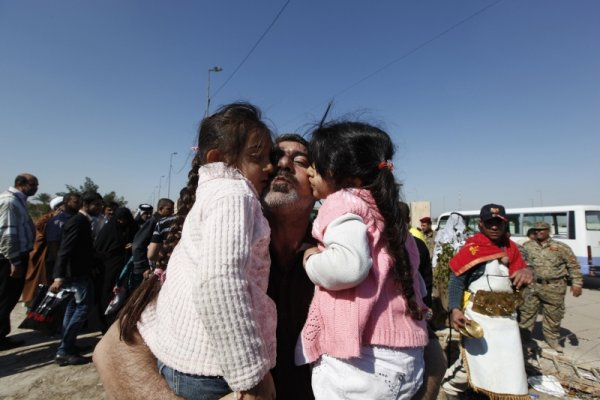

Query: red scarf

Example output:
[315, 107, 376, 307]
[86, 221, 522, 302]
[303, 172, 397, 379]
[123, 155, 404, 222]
[449, 232, 526, 276]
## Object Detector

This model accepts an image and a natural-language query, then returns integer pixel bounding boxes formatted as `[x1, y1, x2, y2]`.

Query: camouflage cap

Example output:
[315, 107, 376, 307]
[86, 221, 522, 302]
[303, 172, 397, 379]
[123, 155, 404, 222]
[533, 221, 551, 230]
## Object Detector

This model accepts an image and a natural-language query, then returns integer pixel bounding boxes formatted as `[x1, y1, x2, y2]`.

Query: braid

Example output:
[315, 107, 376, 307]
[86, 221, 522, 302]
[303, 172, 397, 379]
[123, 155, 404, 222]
[370, 171, 422, 320]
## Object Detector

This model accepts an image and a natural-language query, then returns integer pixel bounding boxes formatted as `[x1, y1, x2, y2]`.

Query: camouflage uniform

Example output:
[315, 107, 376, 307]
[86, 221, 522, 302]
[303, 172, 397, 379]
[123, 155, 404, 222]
[519, 237, 582, 346]
[424, 231, 436, 258]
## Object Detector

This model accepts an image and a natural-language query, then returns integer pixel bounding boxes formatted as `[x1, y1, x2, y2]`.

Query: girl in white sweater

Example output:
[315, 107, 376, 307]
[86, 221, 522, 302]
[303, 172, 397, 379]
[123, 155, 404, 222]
[119, 103, 276, 400]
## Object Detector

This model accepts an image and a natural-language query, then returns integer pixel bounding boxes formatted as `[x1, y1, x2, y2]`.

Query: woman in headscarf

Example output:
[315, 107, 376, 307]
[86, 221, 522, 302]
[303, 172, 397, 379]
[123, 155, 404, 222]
[94, 207, 136, 332]
[431, 213, 468, 329]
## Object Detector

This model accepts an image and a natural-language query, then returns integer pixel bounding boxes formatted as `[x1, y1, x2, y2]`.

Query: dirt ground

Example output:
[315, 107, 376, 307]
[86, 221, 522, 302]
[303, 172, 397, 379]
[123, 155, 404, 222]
[0, 302, 104, 400]
[1, 293, 597, 400]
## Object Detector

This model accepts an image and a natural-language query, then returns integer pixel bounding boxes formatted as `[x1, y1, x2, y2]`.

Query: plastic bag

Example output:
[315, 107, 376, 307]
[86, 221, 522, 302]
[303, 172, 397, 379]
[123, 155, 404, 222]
[19, 285, 74, 333]
[104, 288, 127, 315]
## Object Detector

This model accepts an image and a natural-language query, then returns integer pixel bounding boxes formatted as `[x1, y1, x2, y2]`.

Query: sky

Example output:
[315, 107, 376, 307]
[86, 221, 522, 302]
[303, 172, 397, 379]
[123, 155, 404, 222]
[1, 0, 599, 217]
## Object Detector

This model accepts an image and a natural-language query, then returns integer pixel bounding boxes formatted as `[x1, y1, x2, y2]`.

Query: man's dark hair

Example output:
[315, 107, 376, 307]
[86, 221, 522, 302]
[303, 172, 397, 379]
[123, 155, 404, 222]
[63, 192, 81, 203]
[14, 174, 31, 186]
[156, 198, 175, 210]
[81, 191, 103, 205]
[275, 133, 308, 148]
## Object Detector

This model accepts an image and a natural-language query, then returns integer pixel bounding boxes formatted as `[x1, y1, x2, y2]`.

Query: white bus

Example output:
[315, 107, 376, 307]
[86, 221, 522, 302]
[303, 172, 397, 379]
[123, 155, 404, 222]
[435, 205, 600, 278]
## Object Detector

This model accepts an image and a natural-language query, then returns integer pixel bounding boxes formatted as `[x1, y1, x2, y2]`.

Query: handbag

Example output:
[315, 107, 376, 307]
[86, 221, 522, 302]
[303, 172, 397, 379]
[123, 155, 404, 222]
[471, 290, 523, 317]
[19, 285, 74, 333]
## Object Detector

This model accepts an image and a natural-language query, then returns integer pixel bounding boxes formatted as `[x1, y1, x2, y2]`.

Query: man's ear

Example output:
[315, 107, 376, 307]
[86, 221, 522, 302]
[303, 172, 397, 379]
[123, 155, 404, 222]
[206, 149, 223, 163]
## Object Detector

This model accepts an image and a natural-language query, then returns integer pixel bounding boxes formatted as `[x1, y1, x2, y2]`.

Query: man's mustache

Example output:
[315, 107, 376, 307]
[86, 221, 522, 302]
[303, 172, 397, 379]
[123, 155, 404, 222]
[271, 170, 297, 185]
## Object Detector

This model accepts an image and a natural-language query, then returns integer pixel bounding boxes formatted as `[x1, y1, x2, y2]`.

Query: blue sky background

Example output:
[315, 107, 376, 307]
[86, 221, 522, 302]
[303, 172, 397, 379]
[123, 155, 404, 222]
[1, 0, 599, 217]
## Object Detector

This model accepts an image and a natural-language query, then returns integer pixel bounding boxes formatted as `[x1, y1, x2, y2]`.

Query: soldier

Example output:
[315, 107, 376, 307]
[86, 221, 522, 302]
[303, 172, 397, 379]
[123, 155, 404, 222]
[420, 216, 436, 257]
[519, 221, 583, 353]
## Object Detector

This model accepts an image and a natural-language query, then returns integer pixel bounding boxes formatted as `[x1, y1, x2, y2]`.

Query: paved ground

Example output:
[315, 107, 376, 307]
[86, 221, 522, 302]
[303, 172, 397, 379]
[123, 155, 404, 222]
[1, 279, 599, 399]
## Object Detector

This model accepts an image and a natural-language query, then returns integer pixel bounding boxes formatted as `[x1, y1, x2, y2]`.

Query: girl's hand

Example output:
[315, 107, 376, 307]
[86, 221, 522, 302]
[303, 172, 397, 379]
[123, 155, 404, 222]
[223, 371, 275, 400]
[302, 246, 319, 268]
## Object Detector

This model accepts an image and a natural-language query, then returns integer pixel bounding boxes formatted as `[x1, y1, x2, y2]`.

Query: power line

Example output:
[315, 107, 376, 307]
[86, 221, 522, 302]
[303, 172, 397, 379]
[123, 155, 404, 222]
[212, 0, 291, 98]
[175, 1, 291, 176]
[333, 0, 504, 99]
[281, 0, 504, 128]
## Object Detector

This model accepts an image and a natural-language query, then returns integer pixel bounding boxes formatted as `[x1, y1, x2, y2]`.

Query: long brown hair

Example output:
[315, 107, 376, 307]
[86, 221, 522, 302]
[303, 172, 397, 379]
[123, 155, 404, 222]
[118, 102, 272, 342]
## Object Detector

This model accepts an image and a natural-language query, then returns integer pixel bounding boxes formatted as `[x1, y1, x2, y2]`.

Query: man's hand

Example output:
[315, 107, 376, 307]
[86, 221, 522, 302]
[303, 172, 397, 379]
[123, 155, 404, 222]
[49, 278, 63, 293]
[235, 372, 276, 400]
[509, 267, 533, 289]
[571, 285, 583, 297]
[450, 308, 469, 330]
[9, 264, 24, 279]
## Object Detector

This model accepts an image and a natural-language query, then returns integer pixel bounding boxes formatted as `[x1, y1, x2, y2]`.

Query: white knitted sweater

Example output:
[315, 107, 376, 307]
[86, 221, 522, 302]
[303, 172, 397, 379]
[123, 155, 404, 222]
[138, 163, 276, 391]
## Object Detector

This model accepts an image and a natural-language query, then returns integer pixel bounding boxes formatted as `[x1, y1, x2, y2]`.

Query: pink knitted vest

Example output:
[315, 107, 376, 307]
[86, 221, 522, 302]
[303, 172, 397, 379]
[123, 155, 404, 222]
[300, 189, 428, 363]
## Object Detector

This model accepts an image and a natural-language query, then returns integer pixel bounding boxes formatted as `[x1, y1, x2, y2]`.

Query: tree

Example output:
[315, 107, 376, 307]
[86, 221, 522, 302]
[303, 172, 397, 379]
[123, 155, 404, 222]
[60, 177, 128, 207]
[28, 193, 52, 221]
[33, 192, 52, 206]
[65, 177, 99, 194]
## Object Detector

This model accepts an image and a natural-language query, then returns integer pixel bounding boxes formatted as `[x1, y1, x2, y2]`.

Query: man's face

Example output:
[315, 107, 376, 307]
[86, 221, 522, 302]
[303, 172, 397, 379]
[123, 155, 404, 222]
[535, 228, 550, 242]
[158, 204, 174, 217]
[420, 222, 432, 234]
[263, 140, 314, 210]
[479, 217, 506, 243]
[87, 199, 104, 217]
[22, 176, 39, 197]
[104, 206, 116, 218]
[64, 196, 82, 214]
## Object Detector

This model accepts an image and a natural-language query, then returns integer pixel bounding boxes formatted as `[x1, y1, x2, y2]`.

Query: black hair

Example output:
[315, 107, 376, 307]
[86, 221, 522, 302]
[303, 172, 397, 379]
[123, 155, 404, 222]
[156, 198, 175, 210]
[309, 121, 421, 319]
[118, 102, 272, 342]
[81, 191, 103, 205]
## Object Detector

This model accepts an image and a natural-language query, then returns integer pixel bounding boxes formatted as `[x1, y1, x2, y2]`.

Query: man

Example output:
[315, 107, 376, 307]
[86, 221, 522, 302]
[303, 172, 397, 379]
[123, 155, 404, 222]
[94, 135, 315, 399]
[131, 198, 174, 281]
[420, 216, 436, 257]
[45, 193, 81, 283]
[21, 196, 64, 308]
[441, 204, 533, 400]
[94, 135, 445, 399]
[519, 221, 582, 353]
[0, 173, 38, 350]
[50, 191, 103, 366]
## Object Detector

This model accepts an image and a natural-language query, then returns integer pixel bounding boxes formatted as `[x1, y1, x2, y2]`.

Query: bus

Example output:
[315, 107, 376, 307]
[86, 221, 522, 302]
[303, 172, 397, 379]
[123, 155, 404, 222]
[435, 205, 600, 278]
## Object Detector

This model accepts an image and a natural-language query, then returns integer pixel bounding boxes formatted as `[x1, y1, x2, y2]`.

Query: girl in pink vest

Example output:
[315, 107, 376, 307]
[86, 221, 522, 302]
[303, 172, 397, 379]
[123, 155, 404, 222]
[297, 121, 429, 399]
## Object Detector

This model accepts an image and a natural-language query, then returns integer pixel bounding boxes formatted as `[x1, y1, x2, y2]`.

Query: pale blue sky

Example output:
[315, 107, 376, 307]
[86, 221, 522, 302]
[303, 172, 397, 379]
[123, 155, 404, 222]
[1, 0, 599, 216]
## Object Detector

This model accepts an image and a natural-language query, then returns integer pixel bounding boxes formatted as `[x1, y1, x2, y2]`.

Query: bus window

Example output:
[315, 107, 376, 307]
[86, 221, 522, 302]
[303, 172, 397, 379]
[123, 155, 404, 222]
[553, 213, 568, 238]
[523, 212, 569, 238]
[506, 214, 520, 235]
[586, 211, 600, 231]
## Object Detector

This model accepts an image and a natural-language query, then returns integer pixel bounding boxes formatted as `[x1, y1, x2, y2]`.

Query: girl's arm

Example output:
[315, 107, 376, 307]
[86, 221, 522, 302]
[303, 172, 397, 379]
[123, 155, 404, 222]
[304, 213, 372, 290]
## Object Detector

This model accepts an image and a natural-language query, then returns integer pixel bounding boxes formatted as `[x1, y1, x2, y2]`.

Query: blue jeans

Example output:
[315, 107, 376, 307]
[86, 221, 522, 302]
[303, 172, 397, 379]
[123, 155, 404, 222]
[158, 360, 231, 400]
[57, 277, 93, 356]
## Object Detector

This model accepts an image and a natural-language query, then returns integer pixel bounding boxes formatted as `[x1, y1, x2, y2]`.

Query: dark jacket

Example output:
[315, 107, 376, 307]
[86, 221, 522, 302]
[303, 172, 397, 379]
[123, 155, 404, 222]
[53, 213, 97, 279]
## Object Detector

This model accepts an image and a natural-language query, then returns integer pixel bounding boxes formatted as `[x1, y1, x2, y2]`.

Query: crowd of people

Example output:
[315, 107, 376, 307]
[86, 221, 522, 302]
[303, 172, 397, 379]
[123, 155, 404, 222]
[0, 102, 584, 400]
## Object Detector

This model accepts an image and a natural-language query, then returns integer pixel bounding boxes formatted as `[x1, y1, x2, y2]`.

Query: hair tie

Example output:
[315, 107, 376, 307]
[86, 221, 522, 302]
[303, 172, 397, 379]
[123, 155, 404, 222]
[154, 268, 166, 284]
[378, 160, 394, 171]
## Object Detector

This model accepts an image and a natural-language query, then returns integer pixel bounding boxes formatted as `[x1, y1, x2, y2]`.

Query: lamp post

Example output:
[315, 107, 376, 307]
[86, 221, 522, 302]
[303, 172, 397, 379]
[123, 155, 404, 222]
[205, 66, 223, 117]
[168, 152, 177, 199]
[158, 175, 165, 199]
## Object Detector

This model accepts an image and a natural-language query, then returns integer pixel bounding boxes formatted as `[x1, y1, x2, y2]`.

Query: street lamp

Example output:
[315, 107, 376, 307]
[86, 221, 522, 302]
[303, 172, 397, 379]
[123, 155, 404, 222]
[168, 152, 178, 199]
[158, 175, 165, 199]
[205, 66, 223, 117]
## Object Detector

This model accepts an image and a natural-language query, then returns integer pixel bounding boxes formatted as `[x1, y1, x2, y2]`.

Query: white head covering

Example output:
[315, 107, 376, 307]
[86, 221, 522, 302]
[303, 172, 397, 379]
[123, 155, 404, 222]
[50, 196, 64, 210]
[431, 212, 468, 268]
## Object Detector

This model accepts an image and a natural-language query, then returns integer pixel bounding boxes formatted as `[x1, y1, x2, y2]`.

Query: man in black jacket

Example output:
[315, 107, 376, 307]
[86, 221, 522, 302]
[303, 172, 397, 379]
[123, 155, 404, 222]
[50, 191, 103, 366]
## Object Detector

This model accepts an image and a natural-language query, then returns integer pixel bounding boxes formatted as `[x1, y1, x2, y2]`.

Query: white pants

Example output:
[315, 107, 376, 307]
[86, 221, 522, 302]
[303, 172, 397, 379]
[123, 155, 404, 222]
[311, 346, 424, 400]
